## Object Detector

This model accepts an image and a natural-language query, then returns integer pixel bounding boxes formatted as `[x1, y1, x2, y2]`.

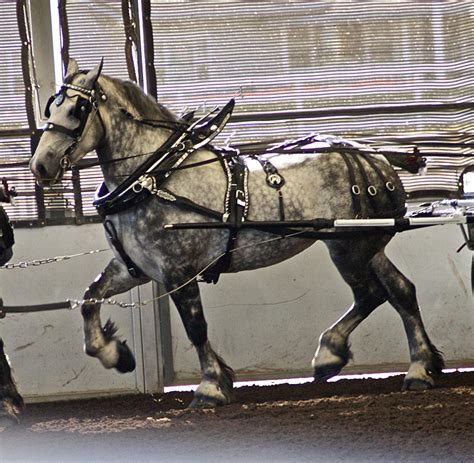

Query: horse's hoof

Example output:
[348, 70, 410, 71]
[115, 341, 136, 373]
[0, 401, 21, 428]
[0, 414, 18, 429]
[189, 395, 227, 409]
[402, 378, 434, 391]
[314, 364, 342, 382]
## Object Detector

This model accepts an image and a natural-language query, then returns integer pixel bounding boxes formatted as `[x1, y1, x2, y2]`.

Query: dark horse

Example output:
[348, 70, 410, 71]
[0, 338, 24, 426]
[30, 60, 444, 408]
[0, 188, 24, 424]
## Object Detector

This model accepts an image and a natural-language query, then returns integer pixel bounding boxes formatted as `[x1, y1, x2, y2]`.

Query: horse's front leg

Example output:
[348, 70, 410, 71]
[81, 258, 149, 372]
[168, 279, 235, 408]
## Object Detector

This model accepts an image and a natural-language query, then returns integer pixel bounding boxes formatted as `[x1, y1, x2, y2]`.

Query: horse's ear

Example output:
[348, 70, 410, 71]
[83, 58, 104, 89]
[65, 58, 79, 78]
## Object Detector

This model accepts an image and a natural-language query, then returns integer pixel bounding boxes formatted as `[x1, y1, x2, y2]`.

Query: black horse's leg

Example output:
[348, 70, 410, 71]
[81, 258, 150, 373]
[313, 243, 387, 381]
[370, 252, 444, 390]
[168, 279, 234, 408]
[0, 339, 24, 426]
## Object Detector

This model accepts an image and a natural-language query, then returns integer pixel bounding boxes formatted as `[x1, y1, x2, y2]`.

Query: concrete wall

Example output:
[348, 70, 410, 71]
[2, 222, 473, 399]
[0, 224, 159, 401]
[169, 225, 474, 383]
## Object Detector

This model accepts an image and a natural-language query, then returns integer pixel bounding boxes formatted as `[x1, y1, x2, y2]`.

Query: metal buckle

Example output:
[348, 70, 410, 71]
[351, 185, 361, 195]
[268, 173, 283, 187]
[236, 189, 246, 207]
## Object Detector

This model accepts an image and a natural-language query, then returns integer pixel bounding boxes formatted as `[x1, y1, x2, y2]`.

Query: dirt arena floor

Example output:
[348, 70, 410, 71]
[1, 371, 473, 463]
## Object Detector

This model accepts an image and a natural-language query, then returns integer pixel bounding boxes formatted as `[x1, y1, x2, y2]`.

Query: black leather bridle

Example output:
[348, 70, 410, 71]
[42, 82, 107, 172]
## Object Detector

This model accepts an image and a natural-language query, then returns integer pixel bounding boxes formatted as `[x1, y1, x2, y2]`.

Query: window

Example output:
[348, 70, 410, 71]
[0, 1, 39, 223]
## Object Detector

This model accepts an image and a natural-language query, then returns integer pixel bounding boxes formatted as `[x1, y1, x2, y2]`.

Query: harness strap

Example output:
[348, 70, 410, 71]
[358, 152, 399, 210]
[339, 151, 362, 217]
[41, 121, 78, 139]
[349, 152, 380, 214]
[200, 157, 249, 284]
[154, 188, 223, 220]
[255, 156, 286, 222]
[103, 220, 143, 279]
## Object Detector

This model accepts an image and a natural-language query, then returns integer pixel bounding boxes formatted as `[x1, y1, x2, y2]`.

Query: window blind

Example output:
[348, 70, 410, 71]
[150, 1, 474, 198]
[57, 0, 131, 217]
[0, 1, 38, 222]
[3, 1, 473, 227]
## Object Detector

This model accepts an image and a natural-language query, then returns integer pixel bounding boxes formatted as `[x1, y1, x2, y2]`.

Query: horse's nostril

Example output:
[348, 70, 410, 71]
[36, 163, 48, 178]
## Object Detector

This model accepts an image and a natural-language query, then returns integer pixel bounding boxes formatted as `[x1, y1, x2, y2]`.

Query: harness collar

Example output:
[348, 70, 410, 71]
[93, 98, 235, 216]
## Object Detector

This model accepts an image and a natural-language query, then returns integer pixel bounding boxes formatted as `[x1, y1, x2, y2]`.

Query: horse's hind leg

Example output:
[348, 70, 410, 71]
[81, 258, 150, 372]
[167, 279, 234, 408]
[313, 241, 388, 381]
[370, 252, 444, 390]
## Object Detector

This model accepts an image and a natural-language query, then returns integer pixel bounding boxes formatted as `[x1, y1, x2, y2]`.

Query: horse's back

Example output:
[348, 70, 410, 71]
[245, 151, 405, 222]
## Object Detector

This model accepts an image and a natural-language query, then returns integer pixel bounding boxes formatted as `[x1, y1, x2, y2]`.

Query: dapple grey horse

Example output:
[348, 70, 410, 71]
[30, 59, 444, 408]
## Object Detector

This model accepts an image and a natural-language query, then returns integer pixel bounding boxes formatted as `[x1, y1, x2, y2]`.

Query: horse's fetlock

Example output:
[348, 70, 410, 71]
[319, 329, 347, 352]
[84, 345, 99, 357]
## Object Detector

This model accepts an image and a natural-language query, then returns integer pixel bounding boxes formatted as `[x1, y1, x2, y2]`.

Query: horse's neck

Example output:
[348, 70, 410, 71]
[97, 102, 172, 190]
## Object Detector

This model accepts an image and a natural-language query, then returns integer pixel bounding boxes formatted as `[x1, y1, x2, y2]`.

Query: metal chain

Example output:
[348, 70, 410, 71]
[66, 231, 307, 312]
[0, 249, 110, 270]
[67, 297, 141, 311]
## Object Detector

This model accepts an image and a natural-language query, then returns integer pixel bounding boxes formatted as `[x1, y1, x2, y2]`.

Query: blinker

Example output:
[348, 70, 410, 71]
[44, 91, 65, 118]
[55, 93, 65, 107]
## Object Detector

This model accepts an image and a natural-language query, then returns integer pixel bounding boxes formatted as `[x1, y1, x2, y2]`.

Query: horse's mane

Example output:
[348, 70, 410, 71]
[68, 71, 179, 123]
[104, 75, 180, 122]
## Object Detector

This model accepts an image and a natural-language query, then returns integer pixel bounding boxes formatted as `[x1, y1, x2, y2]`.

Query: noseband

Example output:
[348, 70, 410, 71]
[42, 82, 107, 170]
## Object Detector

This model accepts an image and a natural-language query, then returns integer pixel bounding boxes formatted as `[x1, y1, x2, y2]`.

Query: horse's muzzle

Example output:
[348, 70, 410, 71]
[30, 158, 64, 187]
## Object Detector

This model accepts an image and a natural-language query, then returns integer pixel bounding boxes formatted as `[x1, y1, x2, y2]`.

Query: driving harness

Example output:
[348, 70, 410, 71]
[93, 98, 246, 283]
[42, 79, 409, 284]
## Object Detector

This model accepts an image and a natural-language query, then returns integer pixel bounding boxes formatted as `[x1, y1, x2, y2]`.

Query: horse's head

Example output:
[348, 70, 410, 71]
[30, 59, 106, 186]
